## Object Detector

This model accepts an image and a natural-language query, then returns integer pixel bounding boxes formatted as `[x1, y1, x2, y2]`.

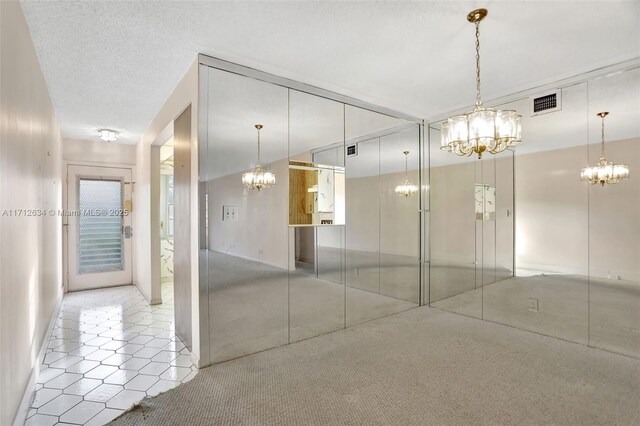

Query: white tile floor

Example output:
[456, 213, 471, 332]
[26, 283, 196, 426]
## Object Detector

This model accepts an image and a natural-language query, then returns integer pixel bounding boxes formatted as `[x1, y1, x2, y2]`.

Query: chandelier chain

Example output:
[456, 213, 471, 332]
[404, 153, 408, 176]
[475, 21, 481, 107]
[257, 126, 261, 164]
[600, 114, 606, 159]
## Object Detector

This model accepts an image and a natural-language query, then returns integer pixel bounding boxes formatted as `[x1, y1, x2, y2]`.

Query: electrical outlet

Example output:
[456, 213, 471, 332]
[527, 298, 539, 312]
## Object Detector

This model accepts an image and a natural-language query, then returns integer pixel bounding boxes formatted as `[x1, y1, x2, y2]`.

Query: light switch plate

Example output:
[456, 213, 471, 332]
[222, 205, 238, 222]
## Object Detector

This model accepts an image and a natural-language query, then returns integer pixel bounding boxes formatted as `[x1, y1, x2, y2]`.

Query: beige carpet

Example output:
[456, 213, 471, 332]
[109, 307, 640, 425]
[432, 274, 640, 358]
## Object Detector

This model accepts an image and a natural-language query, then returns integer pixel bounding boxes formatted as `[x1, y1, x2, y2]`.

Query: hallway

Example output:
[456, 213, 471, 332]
[26, 284, 196, 426]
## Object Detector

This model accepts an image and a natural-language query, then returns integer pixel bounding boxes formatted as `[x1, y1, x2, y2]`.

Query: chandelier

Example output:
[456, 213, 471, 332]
[395, 151, 418, 197]
[98, 129, 118, 142]
[242, 124, 276, 191]
[580, 112, 630, 186]
[441, 9, 522, 159]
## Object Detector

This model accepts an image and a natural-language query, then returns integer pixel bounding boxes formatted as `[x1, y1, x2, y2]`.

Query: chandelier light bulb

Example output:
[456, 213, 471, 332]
[242, 124, 276, 191]
[395, 151, 418, 198]
[580, 112, 630, 186]
[440, 9, 522, 159]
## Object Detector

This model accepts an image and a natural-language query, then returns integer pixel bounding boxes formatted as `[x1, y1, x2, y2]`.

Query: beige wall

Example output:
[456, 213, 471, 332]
[135, 60, 201, 364]
[516, 138, 640, 281]
[63, 138, 136, 165]
[346, 169, 420, 257]
[430, 161, 476, 266]
[0, 2, 63, 425]
[208, 159, 291, 270]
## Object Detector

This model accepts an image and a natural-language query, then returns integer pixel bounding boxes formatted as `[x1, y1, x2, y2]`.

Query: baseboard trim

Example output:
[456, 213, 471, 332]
[133, 281, 162, 305]
[12, 288, 63, 426]
[190, 350, 206, 369]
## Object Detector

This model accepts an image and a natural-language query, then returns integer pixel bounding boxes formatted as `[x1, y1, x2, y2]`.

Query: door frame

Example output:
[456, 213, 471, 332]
[62, 161, 136, 293]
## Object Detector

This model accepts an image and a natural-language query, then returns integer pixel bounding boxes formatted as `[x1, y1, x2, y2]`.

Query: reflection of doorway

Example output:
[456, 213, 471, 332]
[67, 164, 133, 291]
[159, 140, 174, 289]
[152, 105, 192, 350]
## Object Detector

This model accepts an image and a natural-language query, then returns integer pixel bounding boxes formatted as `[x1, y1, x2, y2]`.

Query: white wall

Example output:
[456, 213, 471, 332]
[0, 2, 63, 424]
[63, 138, 136, 165]
[61, 138, 136, 293]
[135, 60, 201, 364]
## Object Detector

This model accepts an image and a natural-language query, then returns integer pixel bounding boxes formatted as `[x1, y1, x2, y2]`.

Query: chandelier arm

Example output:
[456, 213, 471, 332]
[458, 144, 473, 157]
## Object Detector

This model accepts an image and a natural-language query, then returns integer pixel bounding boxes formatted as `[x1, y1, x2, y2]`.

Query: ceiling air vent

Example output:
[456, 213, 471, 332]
[347, 144, 358, 157]
[530, 90, 562, 116]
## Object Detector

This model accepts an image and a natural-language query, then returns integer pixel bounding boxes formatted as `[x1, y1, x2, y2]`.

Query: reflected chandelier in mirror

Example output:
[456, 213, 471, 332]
[581, 112, 630, 186]
[395, 150, 418, 198]
[242, 124, 276, 191]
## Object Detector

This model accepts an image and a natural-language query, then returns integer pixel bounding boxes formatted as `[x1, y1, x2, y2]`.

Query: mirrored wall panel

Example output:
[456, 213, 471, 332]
[429, 125, 485, 319]
[345, 106, 420, 326]
[428, 66, 639, 358]
[205, 68, 290, 363]
[288, 89, 345, 343]
[483, 82, 589, 345]
[201, 61, 423, 363]
[586, 67, 640, 357]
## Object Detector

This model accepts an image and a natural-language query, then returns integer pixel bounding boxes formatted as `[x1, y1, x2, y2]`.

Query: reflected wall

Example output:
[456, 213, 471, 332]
[428, 66, 640, 358]
[200, 60, 423, 364]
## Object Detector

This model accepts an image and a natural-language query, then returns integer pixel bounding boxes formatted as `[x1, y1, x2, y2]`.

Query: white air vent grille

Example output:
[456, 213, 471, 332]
[530, 90, 562, 116]
[347, 144, 358, 157]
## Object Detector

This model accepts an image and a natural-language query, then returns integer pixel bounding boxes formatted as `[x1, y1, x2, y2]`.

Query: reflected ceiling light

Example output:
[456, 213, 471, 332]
[395, 151, 418, 198]
[440, 9, 522, 159]
[581, 112, 630, 186]
[242, 124, 276, 191]
[98, 129, 118, 142]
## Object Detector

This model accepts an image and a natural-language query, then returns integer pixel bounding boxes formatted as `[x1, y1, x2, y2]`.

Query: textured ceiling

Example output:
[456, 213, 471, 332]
[20, 1, 640, 145]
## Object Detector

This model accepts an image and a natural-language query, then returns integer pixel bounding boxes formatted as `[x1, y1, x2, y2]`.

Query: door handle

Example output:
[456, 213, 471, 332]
[124, 226, 132, 239]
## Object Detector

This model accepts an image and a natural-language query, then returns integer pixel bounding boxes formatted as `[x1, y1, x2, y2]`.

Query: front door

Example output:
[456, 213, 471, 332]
[67, 165, 133, 291]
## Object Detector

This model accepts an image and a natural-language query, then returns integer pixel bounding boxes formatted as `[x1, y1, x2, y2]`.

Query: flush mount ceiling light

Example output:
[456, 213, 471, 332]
[395, 151, 418, 198]
[581, 112, 630, 186]
[98, 129, 119, 142]
[242, 124, 276, 191]
[441, 9, 522, 159]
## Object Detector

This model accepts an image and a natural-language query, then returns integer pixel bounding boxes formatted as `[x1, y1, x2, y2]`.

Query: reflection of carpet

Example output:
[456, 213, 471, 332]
[110, 307, 640, 426]
[431, 273, 640, 358]
[206, 251, 417, 363]
[429, 263, 514, 303]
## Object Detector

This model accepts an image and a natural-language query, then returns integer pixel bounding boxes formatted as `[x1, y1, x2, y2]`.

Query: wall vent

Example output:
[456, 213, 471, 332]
[346, 144, 358, 157]
[530, 90, 562, 116]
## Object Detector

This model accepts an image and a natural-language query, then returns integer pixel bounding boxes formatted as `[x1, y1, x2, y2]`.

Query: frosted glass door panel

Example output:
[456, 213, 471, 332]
[78, 179, 124, 273]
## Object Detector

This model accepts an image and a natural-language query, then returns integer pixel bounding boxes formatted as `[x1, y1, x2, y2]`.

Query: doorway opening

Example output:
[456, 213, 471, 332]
[159, 139, 175, 302]
[66, 164, 133, 291]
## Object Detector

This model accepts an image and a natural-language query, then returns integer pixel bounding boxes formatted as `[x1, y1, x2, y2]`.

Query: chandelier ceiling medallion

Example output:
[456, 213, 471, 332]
[395, 151, 418, 198]
[580, 112, 630, 186]
[441, 9, 522, 159]
[242, 124, 276, 191]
